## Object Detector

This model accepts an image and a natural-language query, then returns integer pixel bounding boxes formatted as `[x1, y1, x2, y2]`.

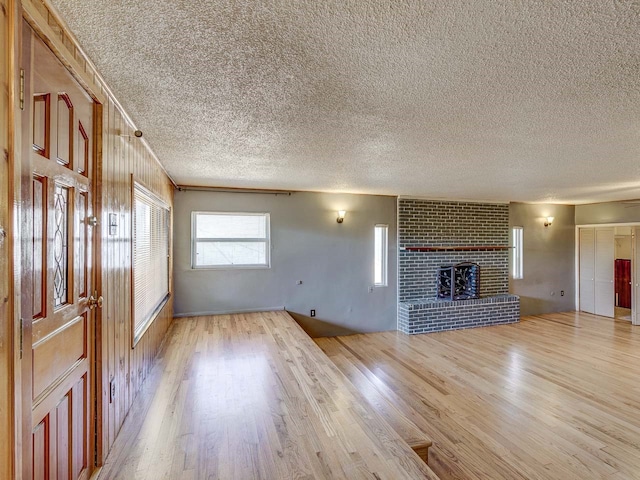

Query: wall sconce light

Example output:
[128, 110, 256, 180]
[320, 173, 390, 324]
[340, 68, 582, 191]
[544, 216, 554, 227]
[337, 210, 346, 223]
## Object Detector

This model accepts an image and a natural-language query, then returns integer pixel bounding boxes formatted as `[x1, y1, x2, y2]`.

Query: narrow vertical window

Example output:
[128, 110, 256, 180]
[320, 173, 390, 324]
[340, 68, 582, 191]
[512, 226, 523, 279]
[374, 225, 388, 286]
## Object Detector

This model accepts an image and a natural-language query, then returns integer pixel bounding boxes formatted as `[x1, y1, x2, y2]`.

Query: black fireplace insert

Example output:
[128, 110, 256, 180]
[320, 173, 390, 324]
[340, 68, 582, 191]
[436, 262, 480, 300]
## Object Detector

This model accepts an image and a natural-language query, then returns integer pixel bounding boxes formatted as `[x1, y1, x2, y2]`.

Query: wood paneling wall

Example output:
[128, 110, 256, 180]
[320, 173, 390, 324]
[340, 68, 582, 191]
[1, 0, 13, 478]
[6, 0, 175, 474]
[97, 95, 174, 461]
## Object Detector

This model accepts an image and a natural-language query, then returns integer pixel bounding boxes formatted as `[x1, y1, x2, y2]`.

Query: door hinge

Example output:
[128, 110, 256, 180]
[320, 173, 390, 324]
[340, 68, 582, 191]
[19, 69, 25, 111]
[19, 317, 23, 359]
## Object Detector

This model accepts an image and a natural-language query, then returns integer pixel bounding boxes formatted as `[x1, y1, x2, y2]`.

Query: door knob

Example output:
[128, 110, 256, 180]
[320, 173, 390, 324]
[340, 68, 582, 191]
[88, 293, 103, 309]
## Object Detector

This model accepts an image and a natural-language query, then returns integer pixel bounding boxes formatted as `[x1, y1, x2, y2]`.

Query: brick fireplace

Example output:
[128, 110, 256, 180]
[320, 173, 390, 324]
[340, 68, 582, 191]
[397, 199, 520, 334]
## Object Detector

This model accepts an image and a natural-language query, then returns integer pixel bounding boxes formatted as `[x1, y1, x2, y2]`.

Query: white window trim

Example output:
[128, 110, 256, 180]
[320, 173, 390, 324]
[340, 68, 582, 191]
[374, 224, 388, 287]
[512, 226, 523, 279]
[191, 211, 271, 270]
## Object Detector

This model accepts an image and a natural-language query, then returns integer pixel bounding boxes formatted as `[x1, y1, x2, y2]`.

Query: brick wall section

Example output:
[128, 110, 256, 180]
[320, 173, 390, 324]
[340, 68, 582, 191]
[397, 199, 519, 334]
[398, 199, 510, 302]
[398, 295, 520, 334]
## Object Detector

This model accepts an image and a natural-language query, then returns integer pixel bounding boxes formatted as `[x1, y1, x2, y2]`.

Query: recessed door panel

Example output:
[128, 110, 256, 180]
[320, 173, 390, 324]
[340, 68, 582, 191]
[33, 94, 50, 158]
[77, 122, 89, 176]
[56, 94, 73, 167]
[56, 393, 71, 479]
[32, 315, 86, 400]
[32, 419, 48, 480]
[33, 176, 47, 319]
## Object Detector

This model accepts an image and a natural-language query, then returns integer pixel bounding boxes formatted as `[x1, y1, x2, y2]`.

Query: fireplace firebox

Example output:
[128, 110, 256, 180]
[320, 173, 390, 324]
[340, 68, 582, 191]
[436, 262, 480, 301]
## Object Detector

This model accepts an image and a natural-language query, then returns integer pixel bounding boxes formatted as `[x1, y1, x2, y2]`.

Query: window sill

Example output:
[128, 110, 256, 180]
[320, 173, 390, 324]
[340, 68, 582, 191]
[132, 293, 171, 348]
[191, 265, 271, 271]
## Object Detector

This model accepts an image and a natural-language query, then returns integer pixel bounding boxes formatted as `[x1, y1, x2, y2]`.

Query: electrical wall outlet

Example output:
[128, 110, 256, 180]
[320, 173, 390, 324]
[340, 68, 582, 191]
[310, 309, 316, 317]
[561, 290, 565, 296]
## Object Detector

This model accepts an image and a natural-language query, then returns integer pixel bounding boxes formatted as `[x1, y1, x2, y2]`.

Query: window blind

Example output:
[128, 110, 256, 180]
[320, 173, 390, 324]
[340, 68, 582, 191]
[133, 183, 170, 345]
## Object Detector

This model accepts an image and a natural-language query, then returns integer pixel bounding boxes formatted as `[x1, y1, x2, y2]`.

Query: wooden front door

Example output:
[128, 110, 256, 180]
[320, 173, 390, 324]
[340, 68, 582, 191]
[22, 23, 98, 480]
[615, 259, 631, 309]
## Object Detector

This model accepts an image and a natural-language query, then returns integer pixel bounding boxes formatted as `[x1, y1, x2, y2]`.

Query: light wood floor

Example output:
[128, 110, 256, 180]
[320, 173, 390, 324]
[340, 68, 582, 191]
[97, 312, 437, 479]
[615, 306, 632, 321]
[317, 312, 640, 480]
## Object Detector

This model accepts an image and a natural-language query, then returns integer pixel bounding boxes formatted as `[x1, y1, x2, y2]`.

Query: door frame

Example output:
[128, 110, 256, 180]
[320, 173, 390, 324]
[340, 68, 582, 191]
[6, 0, 20, 478]
[575, 223, 640, 325]
[15, 4, 105, 478]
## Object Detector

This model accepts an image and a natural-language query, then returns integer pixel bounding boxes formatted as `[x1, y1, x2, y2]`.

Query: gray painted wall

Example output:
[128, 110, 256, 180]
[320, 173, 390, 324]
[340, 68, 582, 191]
[575, 201, 640, 225]
[509, 203, 575, 316]
[173, 189, 397, 336]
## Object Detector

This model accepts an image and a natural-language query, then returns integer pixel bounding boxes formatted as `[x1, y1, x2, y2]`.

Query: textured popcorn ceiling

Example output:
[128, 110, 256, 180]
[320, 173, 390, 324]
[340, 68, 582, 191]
[49, 0, 640, 203]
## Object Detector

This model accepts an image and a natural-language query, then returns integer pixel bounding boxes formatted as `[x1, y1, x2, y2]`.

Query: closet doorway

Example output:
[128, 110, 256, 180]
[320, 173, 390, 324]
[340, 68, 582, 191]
[578, 225, 640, 325]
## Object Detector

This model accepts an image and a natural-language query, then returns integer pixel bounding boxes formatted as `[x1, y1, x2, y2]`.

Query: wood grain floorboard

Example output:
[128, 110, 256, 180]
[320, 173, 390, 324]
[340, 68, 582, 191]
[98, 312, 438, 479]
[316, 311, 640, 480]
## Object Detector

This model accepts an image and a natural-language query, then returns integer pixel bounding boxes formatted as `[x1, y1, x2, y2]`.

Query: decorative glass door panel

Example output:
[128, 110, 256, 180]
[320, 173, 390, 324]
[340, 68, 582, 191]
[53, 183, 71, 309]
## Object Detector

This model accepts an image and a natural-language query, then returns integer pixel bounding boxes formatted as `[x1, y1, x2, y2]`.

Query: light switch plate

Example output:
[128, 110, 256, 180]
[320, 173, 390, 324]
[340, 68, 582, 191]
[109, 213, 118, 235]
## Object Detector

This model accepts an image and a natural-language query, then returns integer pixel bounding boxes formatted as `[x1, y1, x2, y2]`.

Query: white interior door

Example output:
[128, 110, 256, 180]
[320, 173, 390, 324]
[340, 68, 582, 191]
[594, 228, 614, 318]
[579, 228, 595, 314]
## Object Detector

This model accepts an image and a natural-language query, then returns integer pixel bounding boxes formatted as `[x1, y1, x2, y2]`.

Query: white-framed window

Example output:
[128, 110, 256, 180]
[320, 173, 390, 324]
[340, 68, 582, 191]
[192, 212, 270, 269]
[374, 224, 388, 286]
[133, 182, 170, 346]
[512, 226, 523, 279]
